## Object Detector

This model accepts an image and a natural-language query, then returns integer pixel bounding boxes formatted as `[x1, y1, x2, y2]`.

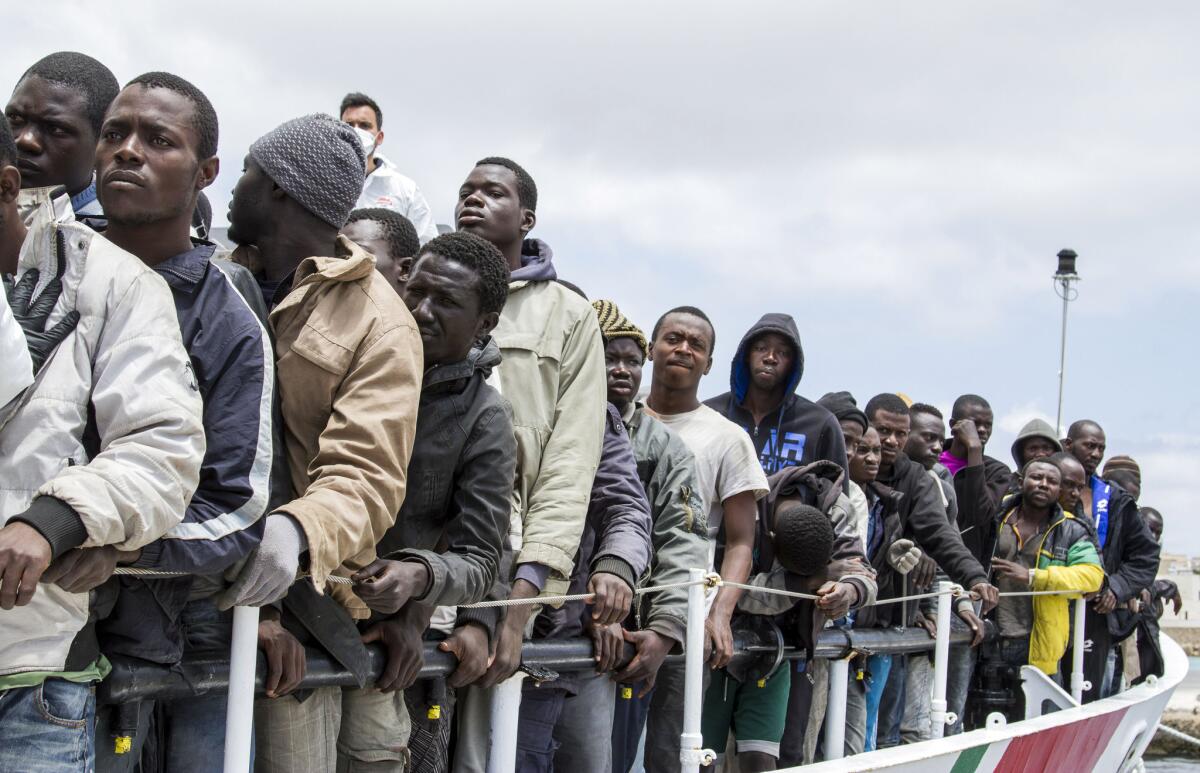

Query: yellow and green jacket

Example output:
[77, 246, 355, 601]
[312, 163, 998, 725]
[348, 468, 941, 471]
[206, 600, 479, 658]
[995, 503, 1105, 674]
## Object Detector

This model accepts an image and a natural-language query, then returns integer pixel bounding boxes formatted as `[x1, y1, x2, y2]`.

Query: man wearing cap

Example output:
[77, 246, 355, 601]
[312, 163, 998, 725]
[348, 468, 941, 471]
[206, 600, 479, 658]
[1102, 455, 1141, 502]
[222, 113, 423, 771]
[589, 300, 710, 773]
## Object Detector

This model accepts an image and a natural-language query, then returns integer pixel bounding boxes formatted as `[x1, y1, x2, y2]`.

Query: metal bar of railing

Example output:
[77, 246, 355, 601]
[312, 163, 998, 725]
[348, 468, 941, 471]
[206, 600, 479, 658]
[1071, 596, 1089, 703]
[222, 605, 258, 773]
[929, 580, 953, 739]
[98, 622, 990, 705]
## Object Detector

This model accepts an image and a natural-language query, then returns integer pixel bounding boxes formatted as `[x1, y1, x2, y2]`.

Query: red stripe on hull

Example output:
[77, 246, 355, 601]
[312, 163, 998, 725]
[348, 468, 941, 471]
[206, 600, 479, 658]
[993, 707, 1129, 773]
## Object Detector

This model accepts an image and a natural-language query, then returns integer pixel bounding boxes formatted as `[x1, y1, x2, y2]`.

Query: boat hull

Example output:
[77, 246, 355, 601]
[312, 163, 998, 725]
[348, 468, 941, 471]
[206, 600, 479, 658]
[795, 632, 1188, 773]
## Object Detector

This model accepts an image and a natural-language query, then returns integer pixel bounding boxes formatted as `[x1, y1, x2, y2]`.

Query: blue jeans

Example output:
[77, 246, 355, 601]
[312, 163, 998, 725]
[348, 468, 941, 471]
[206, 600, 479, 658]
[96, 598, 238, 773]
[517, 683, 567, 773]
[875, 653, 906, 748]
[945, 624, 977, 736]
[611, 683, 651, 773]
[862, 654, 891, 752]
[0, 679, 96, 772]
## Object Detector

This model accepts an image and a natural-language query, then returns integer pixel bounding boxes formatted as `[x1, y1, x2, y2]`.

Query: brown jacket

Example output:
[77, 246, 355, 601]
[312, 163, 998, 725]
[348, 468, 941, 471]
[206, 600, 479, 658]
[233, 236, 422, 614]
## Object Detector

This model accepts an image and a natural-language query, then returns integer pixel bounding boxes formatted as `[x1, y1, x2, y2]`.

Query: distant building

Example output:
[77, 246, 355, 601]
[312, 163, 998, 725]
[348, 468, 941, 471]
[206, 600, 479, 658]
[1159, 555, 1200, 628]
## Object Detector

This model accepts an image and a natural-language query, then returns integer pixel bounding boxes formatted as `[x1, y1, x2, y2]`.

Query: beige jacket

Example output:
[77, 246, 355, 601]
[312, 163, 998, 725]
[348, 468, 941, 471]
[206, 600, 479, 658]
[233, 237, 422, 613]
[492, 278, 606, 597]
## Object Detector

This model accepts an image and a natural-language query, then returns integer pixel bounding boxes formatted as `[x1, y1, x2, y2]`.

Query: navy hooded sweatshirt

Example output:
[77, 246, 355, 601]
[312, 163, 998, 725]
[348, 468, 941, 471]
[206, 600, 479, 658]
[704, 313, 847, 477]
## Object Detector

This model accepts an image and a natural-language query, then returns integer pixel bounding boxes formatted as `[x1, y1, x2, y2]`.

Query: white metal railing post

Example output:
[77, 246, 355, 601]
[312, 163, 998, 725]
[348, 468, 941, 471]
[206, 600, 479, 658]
[680, 569, 711, 773]
[823, 657, 850, 759]
[1071, 595, 1088, 703]
[929, 581, 953, 739]
[223, 605, 260, 773]
[487, 672, 527, 773]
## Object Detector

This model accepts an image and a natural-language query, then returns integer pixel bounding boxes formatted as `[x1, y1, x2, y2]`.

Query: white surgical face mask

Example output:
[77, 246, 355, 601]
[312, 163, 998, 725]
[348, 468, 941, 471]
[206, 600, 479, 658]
[353, 126, 378, 158]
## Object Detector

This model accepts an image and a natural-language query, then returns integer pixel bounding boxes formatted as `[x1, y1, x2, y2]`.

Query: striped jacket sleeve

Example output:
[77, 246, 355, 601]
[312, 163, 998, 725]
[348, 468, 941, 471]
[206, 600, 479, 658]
[133, 278, 275, 575]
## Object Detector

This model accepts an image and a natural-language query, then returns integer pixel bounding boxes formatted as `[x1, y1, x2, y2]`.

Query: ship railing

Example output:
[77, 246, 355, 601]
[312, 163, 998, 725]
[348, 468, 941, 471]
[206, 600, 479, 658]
[102, 568, 1095, 773]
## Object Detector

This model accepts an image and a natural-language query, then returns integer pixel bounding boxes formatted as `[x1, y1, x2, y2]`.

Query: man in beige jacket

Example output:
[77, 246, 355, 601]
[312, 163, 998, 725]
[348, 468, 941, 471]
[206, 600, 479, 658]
[222, 114, 423, 772]
[445, 156, 607, 773]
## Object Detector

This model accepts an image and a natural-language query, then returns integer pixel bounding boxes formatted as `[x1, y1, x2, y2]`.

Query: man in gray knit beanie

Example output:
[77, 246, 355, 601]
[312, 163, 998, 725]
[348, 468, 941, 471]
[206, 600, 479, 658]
[248, 113, 365, 228]
[225, 113, 423, 771]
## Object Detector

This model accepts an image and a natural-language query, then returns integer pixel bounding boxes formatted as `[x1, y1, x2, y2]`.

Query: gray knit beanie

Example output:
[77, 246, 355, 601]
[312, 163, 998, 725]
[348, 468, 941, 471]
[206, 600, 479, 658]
[249, 114, 365, 228]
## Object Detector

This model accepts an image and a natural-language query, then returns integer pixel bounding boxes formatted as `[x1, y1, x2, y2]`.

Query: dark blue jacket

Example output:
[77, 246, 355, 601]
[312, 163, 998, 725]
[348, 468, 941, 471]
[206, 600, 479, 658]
[133, 243, 274, 574]
[98, 244, 275, 665]
[704, 313, 847, 477]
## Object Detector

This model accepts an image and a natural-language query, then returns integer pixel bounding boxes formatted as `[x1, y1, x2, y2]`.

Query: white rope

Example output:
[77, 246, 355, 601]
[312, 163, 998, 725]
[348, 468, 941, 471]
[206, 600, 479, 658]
[113, 567, 1095, 609]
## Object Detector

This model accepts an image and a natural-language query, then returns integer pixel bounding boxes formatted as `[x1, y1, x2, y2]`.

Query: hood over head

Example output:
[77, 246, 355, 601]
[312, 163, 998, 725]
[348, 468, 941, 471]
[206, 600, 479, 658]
[511, 238, 557, 282]
[1010, 418, 1063, 466]
[730, 313, 804, 404]
[817, 391, 868, 433]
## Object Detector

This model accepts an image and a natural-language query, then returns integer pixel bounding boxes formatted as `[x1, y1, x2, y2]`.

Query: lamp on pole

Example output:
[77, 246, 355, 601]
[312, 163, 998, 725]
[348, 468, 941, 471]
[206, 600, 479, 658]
[1054, 249, 1080, 436]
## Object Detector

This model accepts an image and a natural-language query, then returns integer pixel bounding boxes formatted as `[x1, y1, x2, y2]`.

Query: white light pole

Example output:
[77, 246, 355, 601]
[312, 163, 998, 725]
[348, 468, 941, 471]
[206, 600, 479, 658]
[1054, 249, 1080, 436]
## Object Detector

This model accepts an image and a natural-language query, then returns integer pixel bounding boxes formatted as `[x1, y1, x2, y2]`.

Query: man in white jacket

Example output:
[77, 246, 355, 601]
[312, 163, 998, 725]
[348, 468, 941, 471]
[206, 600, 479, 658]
[0, 116, 205, 772]
[339, 92, 439, 244]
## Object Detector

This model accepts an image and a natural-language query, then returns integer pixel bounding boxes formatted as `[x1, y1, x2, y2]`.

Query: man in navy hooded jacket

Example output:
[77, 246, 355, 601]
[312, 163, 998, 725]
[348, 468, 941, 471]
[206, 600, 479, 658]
[704, 313, 848, 767]
[704, 313, 847, 476]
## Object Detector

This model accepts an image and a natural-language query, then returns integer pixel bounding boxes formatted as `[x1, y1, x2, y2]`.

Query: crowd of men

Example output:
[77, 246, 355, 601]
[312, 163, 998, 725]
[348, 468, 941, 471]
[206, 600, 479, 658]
[0, 51, 1174, 773]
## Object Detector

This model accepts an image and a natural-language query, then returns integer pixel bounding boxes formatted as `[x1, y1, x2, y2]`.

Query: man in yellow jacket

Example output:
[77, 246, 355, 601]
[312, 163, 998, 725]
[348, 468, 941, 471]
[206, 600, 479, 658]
[990, 458, 1104, 691]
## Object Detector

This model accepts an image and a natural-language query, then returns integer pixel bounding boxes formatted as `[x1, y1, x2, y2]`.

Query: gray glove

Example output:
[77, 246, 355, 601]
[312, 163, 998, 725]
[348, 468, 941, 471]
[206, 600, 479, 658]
[217, 514, 307, 609]
[886, 539, 922, 575]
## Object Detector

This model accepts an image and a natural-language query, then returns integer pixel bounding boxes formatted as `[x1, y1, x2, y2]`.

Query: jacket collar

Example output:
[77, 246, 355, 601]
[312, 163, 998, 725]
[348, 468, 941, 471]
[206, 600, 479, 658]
[422, 337, 502, 391]
[292, 235, 376, 287]
[153, 242, 216, 295]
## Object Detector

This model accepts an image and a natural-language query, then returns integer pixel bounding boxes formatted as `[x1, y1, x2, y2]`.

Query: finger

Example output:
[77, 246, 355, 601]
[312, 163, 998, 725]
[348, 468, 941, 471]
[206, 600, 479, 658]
[0, 562, 25, 610]
[10, 269, 39, 312]
[614, 653, 645, 684]
[398, 652, 423, 691]
[638, 672, 658, 699]
[289, 645, 308, 694]
[379, 647, 403, 692]
[16, 563, 42, 607]
[265, 645, 283, 697]
[351, 560, 386, 583]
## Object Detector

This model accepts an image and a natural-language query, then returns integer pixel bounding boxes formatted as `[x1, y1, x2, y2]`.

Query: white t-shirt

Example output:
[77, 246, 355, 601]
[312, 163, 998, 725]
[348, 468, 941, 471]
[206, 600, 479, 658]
[647, 404, 769, 538]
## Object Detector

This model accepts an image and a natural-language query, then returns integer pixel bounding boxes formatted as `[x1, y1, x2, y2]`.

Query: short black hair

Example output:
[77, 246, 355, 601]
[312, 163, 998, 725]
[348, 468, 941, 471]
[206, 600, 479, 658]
[865, 393, 910, 422]
[1048, 451, 1082, 470]
[346, 208, 420, 261]
[909, 403, 943, 421]
[1138, 506, 1162, 524]
[126, 72, 218, 160]
[0, 116, 16, 167]
[340, 92, 382, 128]
[417, 231, 510, 316]
[1021, 457, 1061, 479]
[475, 156, 537, 212]
[20, 51, 119, 135]
[951, 394, 991, 421]
[651, 305, 716, 352]
[1067, 419, 1103, 440]
[774, 503, 835, 576]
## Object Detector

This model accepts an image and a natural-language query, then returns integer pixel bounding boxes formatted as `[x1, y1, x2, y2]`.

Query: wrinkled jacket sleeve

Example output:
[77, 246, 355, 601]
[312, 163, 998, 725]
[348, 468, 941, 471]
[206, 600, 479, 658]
[826, 493, 878, 607]
[905, 472, 988, 589]
[1106, 500, 1160, 603]
[588, 407, 652, 589]
[640, 427, 710, 645]
[516, 311, 606, 587]
[391, 403, 515, 608]
[279, 323, 422, 588]
[953, 464, 995, 563]
[1032, 538, 1104, 596]
[137, 318, 274, 575]
[36, 271, 205, 550]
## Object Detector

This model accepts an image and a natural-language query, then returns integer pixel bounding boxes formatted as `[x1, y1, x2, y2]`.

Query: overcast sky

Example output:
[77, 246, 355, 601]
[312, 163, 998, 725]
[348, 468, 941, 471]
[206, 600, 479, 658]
[9, 2, 1198, 555]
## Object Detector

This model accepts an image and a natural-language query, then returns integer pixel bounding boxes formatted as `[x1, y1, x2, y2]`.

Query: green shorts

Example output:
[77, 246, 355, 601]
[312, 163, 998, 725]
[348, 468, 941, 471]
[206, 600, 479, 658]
[700, 666, 791, 757]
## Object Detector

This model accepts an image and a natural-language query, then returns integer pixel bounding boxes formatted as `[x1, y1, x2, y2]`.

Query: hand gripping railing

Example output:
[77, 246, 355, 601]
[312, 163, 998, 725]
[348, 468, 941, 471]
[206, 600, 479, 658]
[102, 568, 1096, 773]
